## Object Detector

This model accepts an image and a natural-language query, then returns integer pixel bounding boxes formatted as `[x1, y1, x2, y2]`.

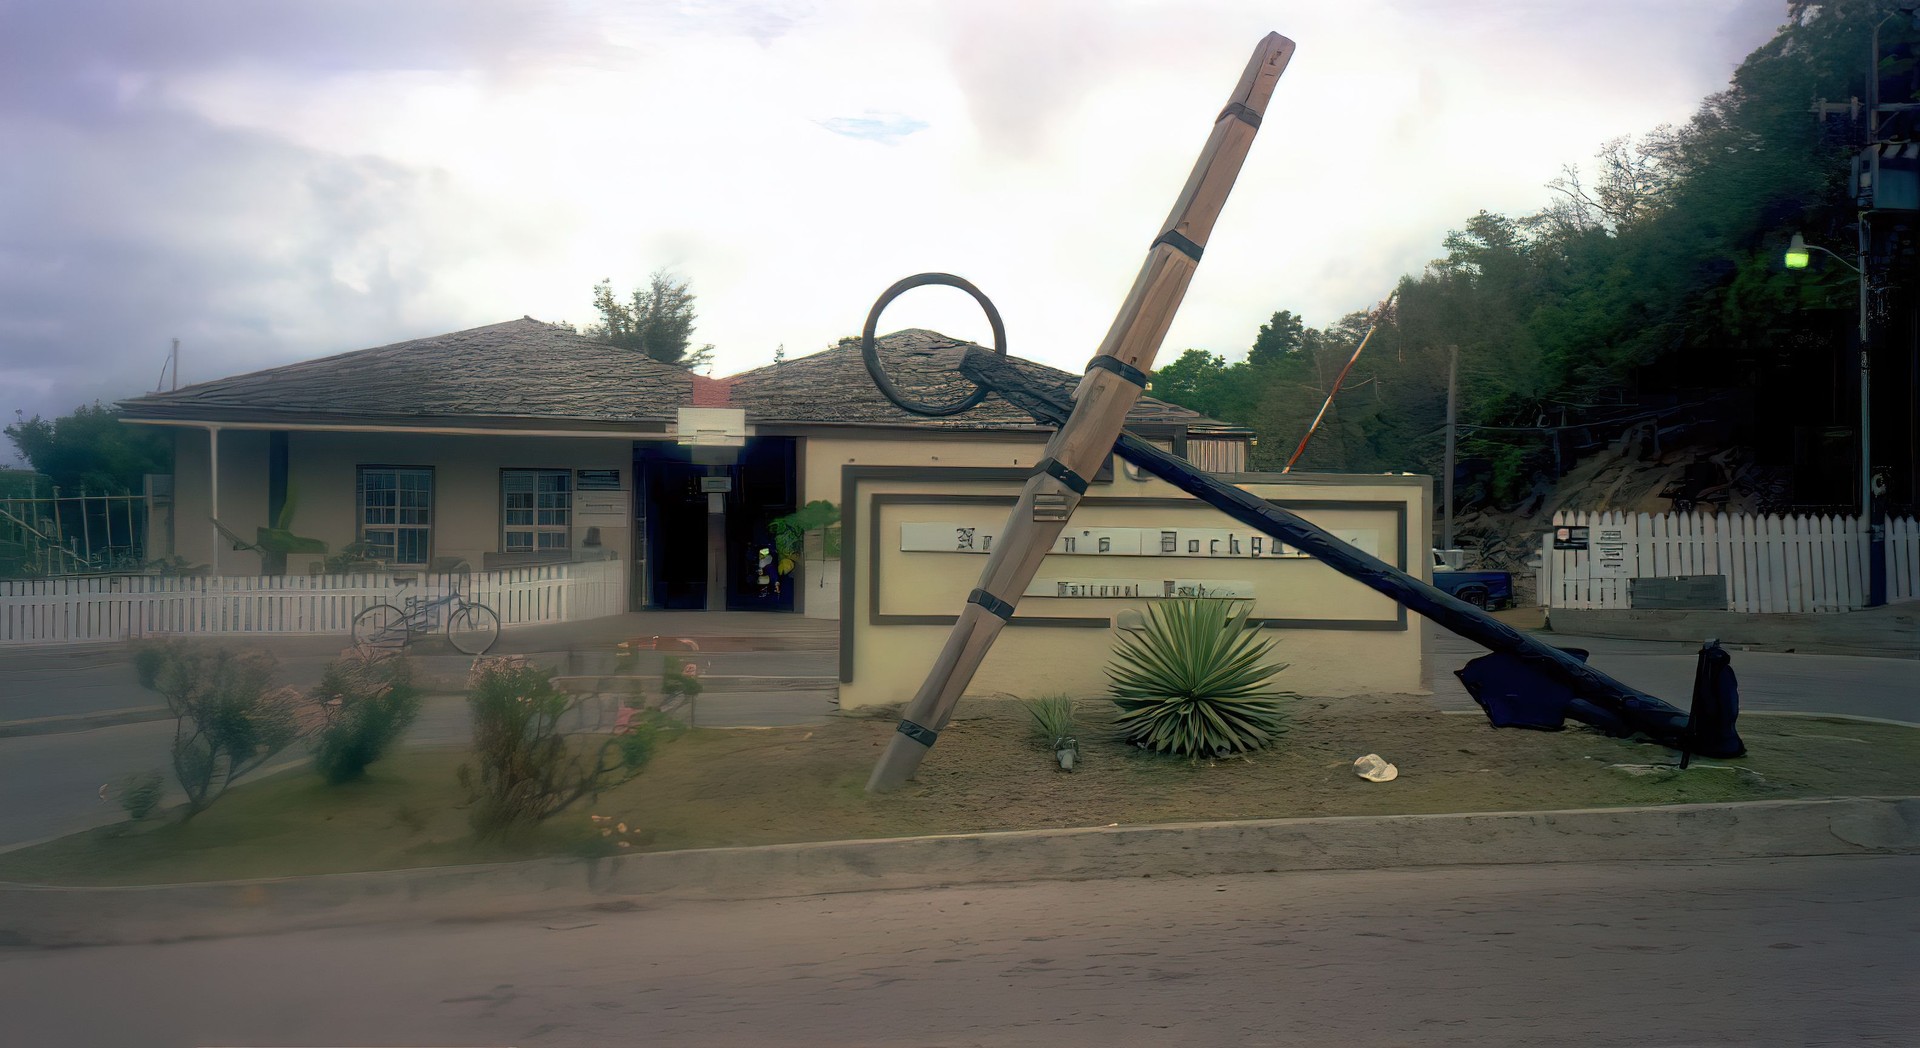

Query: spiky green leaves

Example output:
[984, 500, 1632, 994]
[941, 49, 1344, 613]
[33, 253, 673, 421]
[1107, 598, 1291, 757]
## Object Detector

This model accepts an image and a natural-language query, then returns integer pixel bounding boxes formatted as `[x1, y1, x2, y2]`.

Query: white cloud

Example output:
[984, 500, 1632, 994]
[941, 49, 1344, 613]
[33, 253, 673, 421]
[0, 0, 1781, 431]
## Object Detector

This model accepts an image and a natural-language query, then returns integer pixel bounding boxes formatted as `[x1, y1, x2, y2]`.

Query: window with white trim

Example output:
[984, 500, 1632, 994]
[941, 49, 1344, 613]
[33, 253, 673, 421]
[503, 469, 571, 552]
[357, 466, 433, 566]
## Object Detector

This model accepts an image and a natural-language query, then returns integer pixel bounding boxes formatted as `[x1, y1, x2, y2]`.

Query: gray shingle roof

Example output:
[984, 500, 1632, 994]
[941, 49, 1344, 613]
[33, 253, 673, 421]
[119, 318, 693, 428]
[118, 320, 1225, 433]
[729, 330, 1212, 431]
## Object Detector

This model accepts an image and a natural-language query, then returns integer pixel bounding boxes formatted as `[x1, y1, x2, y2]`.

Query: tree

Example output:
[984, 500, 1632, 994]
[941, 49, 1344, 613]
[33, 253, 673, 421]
[5, 403, 170, 494]
[1248, 309, 1305, 366]
[587, 269, 713, 369]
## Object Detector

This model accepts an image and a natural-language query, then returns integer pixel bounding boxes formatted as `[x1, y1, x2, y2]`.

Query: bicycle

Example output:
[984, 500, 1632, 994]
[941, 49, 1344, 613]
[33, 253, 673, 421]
[351, 574, 501, 655]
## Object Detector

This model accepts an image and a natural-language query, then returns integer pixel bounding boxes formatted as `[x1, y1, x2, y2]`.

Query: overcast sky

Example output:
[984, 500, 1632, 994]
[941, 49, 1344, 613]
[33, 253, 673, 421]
[2, 0, 1784, 457]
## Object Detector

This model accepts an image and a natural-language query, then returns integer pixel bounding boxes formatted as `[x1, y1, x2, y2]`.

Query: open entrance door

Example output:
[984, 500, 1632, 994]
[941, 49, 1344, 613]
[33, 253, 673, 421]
[726, 437, 796, 612]
[638, 437, 797, 612]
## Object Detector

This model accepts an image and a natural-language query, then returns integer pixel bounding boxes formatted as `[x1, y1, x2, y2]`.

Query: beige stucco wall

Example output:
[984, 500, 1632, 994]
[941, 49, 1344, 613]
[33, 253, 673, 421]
[171, 427, 270, 574]
[168, 428, 636, 589]
[799, 430, 1053, 506]
[836, 464, 1431, 708]
[795, 430, 1054, 620]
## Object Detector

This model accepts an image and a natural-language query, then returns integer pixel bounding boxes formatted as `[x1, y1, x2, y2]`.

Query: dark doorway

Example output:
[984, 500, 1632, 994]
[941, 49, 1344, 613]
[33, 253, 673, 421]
[726, 437, 797, 612]
[645, 452, 711, 610]
[639, 437, 798, 611]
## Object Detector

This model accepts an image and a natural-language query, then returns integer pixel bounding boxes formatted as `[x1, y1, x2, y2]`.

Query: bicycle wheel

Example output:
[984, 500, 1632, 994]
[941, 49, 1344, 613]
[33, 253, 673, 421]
[352, 604, 409, 649]
[446, 603, 501, 656]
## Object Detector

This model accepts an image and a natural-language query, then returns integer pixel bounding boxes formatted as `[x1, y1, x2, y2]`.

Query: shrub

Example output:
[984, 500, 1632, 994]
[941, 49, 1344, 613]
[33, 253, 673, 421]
[1107, 598, 1292, 758]
[1021, 695, 1081, 771]
[138, 643, 316, 819]
[101, 769, 166, 821]
[132, 645, 166, 690]
[661, 654, 703, 708]
[308, 646, 423, 784]
[1021, 695, 1077, 748]
[458, 656, 660, 837]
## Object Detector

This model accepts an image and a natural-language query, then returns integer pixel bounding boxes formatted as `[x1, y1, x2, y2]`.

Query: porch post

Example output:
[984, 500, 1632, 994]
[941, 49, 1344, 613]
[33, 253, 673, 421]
[208, 424, 221, 576]
[706, 470, 727, 612]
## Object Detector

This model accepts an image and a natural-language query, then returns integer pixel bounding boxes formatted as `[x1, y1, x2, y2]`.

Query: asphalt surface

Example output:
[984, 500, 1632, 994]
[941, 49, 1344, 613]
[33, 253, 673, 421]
[0, 645, 839, 723]
[3, 854, 1913, 1046]
[1423, 625, 1920, 723]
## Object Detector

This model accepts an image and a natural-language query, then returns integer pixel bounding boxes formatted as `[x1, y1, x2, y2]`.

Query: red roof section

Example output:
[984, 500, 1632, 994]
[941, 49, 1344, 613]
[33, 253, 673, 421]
[690, 375, 736, 406]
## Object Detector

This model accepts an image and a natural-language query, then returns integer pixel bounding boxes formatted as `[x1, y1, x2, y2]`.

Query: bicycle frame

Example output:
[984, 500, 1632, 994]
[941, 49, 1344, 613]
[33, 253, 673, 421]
[393, 580, 469, 635]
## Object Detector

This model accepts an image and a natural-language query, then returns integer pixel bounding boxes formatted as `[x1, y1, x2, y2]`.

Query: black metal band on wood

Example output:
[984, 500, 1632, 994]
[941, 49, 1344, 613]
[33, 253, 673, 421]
[1151, 229, 1204, 261]
[967, 588, 1015, 620]
[1085, 354, 1149, 388]
[896, 719, 939, 746]
[1036, 457, 1089, 495]
[1217, 101, 1263, 128]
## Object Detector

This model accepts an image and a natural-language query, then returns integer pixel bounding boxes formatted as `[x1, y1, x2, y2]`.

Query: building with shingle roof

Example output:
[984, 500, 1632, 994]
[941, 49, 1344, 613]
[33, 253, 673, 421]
[121, 318, 1253, 614]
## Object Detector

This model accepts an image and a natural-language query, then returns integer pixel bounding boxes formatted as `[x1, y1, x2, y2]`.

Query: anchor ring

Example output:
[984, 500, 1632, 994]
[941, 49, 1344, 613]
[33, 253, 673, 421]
[860, 272, 1008, 417]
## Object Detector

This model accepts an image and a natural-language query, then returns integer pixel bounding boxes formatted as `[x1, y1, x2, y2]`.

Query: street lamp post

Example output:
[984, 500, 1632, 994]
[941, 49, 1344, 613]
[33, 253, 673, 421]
[1785, 230, 1884, 606]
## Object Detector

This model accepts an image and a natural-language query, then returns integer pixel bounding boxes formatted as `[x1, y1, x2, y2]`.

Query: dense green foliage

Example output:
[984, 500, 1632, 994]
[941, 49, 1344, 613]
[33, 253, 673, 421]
[1107, 598, 1292, 757]
[1149, 5, 1911, 504]
[4, 403, 169, 495]
[105, 770, 165, 822]
[308, 648, 424, 784]
[139, 644, 307, 820]
[587, 269, 715, 370]
[458, 657, 659, 837]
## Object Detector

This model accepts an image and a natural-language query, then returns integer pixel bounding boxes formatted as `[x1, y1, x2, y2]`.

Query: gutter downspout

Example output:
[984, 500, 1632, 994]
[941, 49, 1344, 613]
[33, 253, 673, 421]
[208, 424, 221, 576]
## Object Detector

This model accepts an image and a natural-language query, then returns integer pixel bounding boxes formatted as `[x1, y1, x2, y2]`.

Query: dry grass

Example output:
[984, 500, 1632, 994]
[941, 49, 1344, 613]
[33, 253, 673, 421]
[2, 695, 1913, 887]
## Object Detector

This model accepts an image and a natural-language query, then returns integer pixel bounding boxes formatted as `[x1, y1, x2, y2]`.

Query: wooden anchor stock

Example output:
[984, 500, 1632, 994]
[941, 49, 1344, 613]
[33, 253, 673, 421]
[866, 33, 1296, 793]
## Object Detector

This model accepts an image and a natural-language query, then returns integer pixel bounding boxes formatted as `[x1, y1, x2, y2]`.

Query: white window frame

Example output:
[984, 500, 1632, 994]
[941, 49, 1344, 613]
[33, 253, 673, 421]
[502, 468, 571, 554]
[357, 466, 433, 567]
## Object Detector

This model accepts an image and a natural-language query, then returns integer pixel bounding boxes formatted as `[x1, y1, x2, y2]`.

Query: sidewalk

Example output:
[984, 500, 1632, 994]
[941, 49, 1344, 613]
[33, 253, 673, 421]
[5, 797, 1915, 948]
[1547, 602, 1918, 658]
[0, 612, 840, 735]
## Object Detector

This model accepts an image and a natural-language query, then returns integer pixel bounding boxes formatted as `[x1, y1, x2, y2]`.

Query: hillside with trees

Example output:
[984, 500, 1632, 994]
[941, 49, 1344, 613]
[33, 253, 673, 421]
[1152, 2, 1918, 541]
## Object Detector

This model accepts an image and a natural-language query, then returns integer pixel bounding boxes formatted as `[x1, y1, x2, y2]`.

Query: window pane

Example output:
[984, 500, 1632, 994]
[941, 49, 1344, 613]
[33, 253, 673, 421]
[396, 530, 428, 565]
[537, 532, 568, 549]
[360, 468, 431, 564]
[506, 532, 532, 550]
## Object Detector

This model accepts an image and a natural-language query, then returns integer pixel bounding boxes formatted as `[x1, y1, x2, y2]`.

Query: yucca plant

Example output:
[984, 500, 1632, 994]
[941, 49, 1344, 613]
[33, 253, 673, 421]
[1107, 598, 1291, 757]
[1019, 695, 1080, 770]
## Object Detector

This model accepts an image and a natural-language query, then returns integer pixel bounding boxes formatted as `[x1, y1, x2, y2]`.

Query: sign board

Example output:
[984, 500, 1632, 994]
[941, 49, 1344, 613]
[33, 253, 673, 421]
[575, 469, 622, 491]
[1630, 575, 1727, 610]
[1552, 525, 1589, 551]
[699, 476, 734, 494]
[900, 522, 1378, 560]
[575, 490, 629, 525]
[1592, 527, 1630, 578]
[1024, 578, 1255, 599]
[676, 407, 747, 447]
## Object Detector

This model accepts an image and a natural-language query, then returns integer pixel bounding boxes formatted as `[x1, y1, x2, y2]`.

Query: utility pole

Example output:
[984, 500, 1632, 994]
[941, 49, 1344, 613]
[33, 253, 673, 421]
[1443, 346, 1457, 553]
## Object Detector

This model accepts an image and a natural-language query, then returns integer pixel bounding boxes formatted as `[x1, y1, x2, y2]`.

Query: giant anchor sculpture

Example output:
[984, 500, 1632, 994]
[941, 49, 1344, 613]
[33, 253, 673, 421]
[861, 34, 1741, 793]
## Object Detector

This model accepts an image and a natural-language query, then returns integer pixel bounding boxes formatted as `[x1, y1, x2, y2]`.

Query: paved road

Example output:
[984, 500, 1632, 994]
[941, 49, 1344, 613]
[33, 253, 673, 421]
[2, 854, 1912, 1046]
[0, 645, 838, 722]
[1422, 622, 1920, 722]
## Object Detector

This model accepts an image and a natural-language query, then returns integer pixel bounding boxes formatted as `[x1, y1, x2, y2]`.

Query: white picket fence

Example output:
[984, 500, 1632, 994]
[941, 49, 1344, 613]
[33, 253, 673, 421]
[0, 558, 626, 646]
[1540, 511, 1920, 613]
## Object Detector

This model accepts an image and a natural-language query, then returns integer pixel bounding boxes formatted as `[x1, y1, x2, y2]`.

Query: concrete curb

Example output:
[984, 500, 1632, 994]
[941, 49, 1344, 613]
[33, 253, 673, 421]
[0, 706, 172, 738]
[2, 796, 1914, 949]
